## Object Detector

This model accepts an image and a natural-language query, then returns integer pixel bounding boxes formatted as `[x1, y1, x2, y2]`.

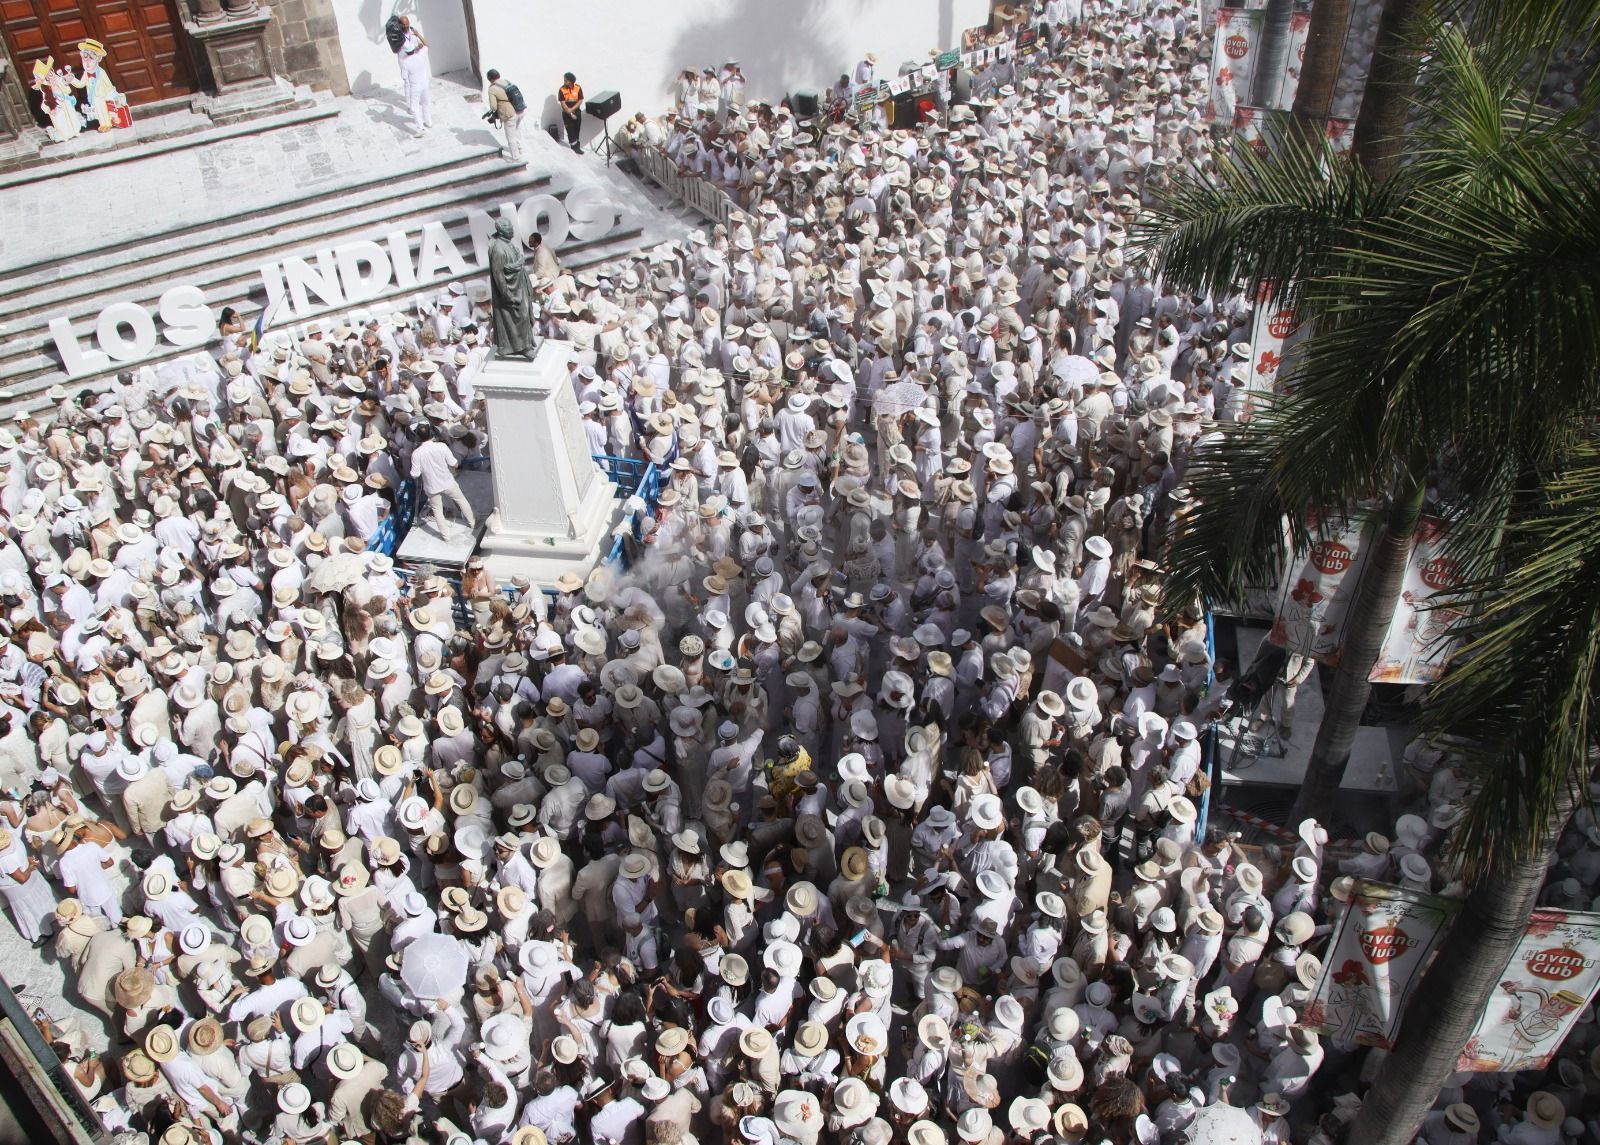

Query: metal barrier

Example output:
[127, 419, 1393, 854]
[593, 455, 661, 570]
[389, 455, 659, 627]
[634, 146, 738, 226]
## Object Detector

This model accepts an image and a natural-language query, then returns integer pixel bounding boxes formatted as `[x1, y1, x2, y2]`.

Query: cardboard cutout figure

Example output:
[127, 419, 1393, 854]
[70, 39, 129, 132]
[31, 57, 86, 143]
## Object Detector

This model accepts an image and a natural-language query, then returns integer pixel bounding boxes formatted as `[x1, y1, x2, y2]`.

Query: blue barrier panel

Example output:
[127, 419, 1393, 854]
[1197, 610, 1219, 836]
[366, 477, 418, 556]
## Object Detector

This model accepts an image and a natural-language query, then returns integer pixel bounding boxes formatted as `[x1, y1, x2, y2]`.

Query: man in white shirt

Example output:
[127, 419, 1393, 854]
[410, 424, 476, 539]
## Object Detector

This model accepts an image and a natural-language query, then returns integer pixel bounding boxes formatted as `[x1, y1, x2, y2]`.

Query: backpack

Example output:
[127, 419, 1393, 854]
[503, 82, 527, 113]
[384, 14, 406, 52]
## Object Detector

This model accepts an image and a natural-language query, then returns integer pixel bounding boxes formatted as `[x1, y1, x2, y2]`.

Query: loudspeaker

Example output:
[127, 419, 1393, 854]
[792, 89, 819, 118]
[585, 90, 621, 120]
[890, 92, 920, 128]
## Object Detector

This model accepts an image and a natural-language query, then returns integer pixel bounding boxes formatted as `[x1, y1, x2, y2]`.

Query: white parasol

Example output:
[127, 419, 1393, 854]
[304, 551, 370, 594]
[1184, 1103, 1264, 1145]
[1055, 354, 1100, 390]
[400, 933, 469, 1000]
[873, 380, 932, 418]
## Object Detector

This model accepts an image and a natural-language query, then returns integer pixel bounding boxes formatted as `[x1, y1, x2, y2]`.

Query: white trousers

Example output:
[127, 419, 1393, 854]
[426, 481, 474, 536]
[501, 111, 525, 160]
[402, 64, 432, 131]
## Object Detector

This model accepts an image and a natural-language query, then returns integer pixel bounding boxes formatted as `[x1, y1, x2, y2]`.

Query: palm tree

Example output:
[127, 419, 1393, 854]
[1290, 0, 1355, 132]
[1351, 453, 1600, 1144]
[1139, 3, 1600, 1139]
[1139, 3, 1600, 826]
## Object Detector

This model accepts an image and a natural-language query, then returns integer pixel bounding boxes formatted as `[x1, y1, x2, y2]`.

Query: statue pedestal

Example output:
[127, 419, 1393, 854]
[475, 341, 620, 586]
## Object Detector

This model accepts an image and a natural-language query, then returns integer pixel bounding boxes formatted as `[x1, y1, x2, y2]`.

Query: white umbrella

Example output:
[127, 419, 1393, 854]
[1055, 354, 1100, 390]
[400, 933, 469, 1000]
[304, 551, 370, 594]
[1184, 1103, 1263, 1145]
[873, 380, 931, 418]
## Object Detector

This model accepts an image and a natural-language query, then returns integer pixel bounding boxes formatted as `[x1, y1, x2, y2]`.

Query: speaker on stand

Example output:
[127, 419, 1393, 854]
[585, 90, 622, 167]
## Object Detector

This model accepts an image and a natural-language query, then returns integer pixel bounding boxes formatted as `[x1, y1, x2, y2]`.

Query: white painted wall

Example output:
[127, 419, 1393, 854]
[330, 0, 473, 93]
[468, 0, 991, 135]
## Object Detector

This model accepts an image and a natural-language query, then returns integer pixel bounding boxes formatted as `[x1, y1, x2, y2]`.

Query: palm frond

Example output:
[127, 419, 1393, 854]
[1423, 439, 1600, 879]
[1130, 132, 1383, 310]
[1161, 380, 1392, 613]
[1441, 0, 1600, 61]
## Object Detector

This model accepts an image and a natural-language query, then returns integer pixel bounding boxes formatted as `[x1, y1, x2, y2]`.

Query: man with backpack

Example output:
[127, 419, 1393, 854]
[484, 69, 526, 164]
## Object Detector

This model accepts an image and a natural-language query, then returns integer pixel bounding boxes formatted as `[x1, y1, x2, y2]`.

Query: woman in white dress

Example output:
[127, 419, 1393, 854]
[0, 826, 58, 942]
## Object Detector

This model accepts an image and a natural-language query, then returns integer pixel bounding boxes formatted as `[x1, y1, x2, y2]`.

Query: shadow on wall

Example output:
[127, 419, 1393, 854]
[359, 0, 417, 41]
[664, 0, 868, 104]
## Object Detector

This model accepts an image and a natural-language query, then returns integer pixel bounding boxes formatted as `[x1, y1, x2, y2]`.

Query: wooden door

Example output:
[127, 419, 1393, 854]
[1, 0, 197, 112]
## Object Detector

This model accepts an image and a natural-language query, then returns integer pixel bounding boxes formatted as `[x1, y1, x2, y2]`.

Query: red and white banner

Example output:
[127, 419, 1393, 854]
[1303, 880, 1460, 1049]
[1231, 105, 1287, 158]
[1228, 281, 1303, 421]
[1458, 910, 1600, 1073]
[1325, 117, 1356, 154]
[1274, 11, 1313, 109]
[1269, 509, 1373, 664]
[1369, 516, 1462, 685]
[1208, 9, 1265, 125]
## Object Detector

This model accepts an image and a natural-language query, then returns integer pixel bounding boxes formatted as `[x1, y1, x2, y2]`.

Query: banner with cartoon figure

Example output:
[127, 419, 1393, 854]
[1457, 910, 1600, 1072]
[1208, 9, 1265, 125]
[1369, 515, 1462, 685]
[1303, 879, 1459, 1049]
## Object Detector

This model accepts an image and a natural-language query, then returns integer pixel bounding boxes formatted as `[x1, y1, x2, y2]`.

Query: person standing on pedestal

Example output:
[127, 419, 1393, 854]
[396, 16, 432, 135]
[410, 424, 475, 539]
[559, 72, 584, 153]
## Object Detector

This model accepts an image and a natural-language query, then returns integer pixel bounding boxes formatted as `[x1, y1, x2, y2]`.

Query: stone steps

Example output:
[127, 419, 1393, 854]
[0, 159, 653, 408]
[0, 153, 537, 316]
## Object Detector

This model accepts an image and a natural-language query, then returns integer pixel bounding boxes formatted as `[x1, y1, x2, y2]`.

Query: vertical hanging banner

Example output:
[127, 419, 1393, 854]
[1208, 9, 1265, 125]
[1369, 516, 1462, 685]
[1269, 508, 1373, 664]
[1275, 11, 1314, 110]
[1457, 911, 1600, 1073]
[1325, 118, 1356, 154]
[1232, 281, 1303, 420]
[1303, 880, 1460, 1049]
[1231, 105, 1288, 158]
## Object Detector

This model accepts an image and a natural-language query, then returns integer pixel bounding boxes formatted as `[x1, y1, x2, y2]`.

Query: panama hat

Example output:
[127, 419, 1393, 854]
[143, 1024, 179, 1063]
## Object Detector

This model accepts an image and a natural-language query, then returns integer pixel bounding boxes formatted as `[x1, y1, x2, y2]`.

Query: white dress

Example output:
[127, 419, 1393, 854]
[0, 834, 57, 941]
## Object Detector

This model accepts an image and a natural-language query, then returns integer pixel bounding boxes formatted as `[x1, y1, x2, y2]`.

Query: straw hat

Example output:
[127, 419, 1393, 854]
[143, 1024, 179, 1063]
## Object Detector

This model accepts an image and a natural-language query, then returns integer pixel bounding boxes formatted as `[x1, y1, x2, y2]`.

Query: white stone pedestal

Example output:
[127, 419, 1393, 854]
[474, 340, 619, 586]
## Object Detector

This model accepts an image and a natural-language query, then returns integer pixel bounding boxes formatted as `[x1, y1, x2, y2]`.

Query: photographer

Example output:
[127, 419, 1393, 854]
[483, 69, 526, 164]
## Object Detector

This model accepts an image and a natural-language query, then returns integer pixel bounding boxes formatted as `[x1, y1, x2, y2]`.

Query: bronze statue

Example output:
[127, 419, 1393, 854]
[488, 217, 536, 359]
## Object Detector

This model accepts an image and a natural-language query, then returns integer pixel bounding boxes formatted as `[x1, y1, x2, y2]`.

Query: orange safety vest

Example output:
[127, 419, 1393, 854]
[560, 83, 583, 112]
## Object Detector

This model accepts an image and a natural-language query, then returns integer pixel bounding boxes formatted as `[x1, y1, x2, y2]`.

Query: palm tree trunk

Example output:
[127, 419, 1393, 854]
[1289, 473, 1425, 824]
[1349, 772, 1582, 1145]
[1291, 0, 1354, 135]
[1251, 0, 1298, 107]
[1352, 0, 1422, 181]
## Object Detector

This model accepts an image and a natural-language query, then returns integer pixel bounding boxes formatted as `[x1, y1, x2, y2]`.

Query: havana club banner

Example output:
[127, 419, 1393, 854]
[1224, 278, 1302, 421]
[1268, 509, 1374, 663]
[1208, 9, 1265, 125]
[1369, 516, 1461, 685]
[1231, 105, 1288, 159]
[1274, 11, 1313, 109]
[1303, 880, 1459, 1048]
[1457, 910, 1600, 1072]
